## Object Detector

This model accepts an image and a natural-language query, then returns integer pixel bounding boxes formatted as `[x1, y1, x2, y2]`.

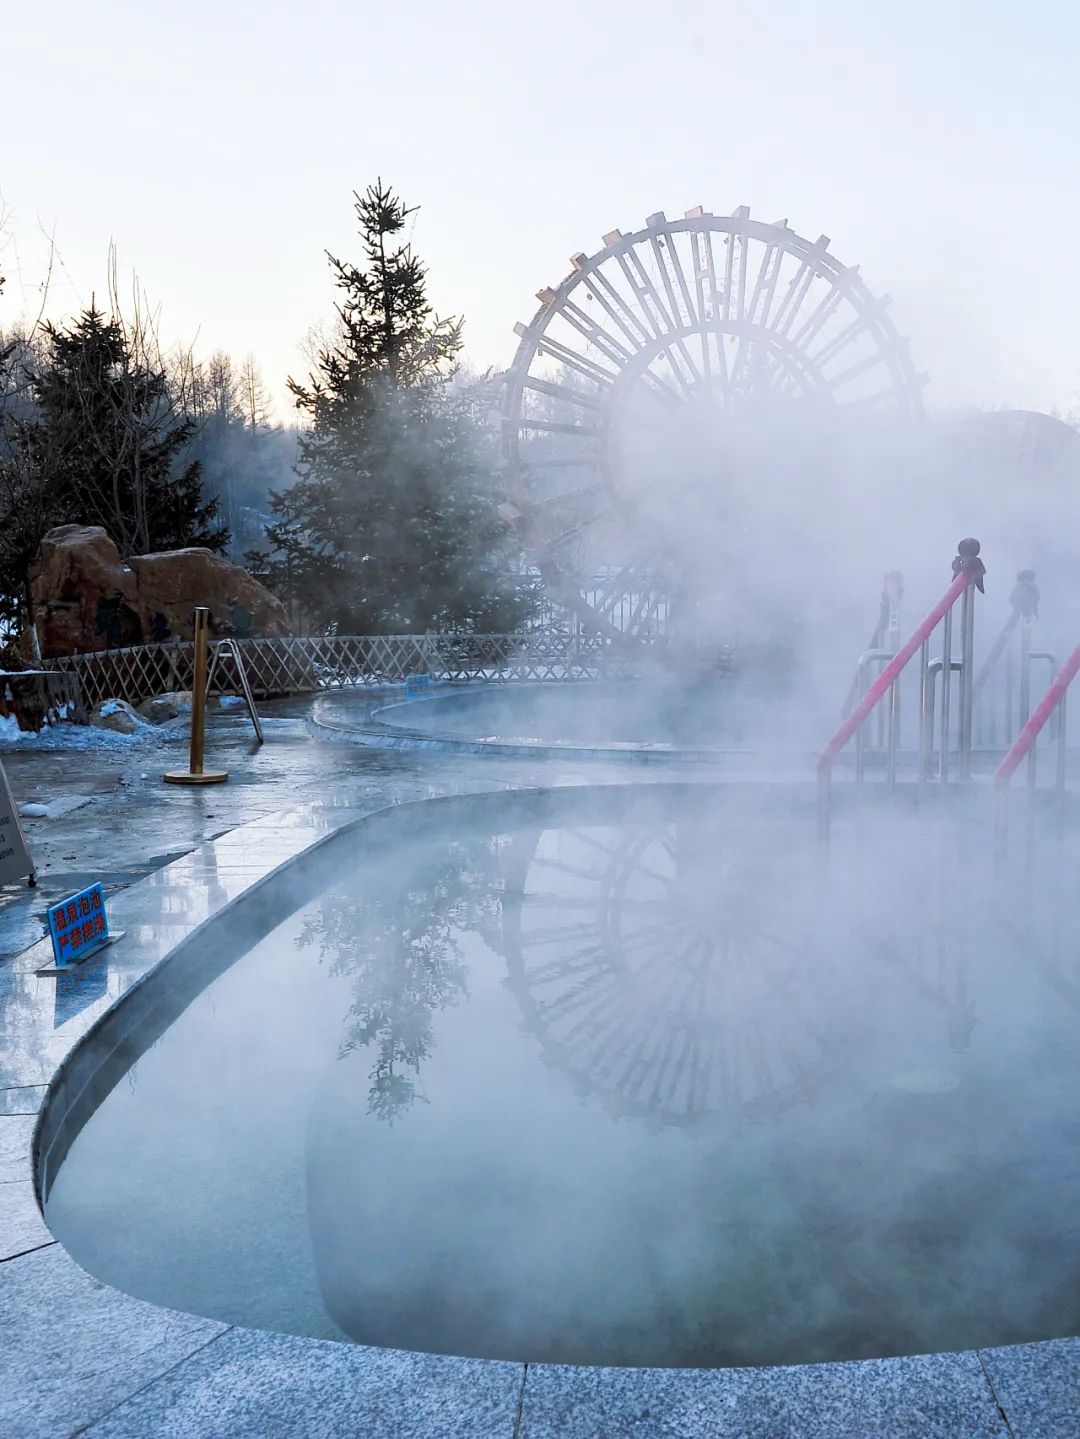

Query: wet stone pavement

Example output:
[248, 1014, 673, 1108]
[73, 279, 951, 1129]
[0, 698, 446, 961]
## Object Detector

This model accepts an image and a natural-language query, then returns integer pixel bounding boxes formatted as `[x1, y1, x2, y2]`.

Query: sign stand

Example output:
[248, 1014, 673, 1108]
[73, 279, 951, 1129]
[35, 935, 125, 977]
[0, 756, 35, 889]
[34, 880, 124, 973]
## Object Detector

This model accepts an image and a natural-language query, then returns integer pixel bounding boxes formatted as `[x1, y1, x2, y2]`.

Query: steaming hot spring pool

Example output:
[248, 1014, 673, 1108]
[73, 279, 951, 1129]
[43, 783, 1080, 1368]
[372, 677, 795, 753]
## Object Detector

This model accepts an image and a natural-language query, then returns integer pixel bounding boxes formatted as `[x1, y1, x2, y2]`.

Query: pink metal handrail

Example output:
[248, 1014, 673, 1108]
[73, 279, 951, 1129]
[993, 643, 1080, 789]
[818, 571, 969, 775]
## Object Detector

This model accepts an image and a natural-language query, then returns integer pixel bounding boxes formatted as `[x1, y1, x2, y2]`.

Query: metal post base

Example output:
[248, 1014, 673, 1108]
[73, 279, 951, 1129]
[163, 769, 229, 785]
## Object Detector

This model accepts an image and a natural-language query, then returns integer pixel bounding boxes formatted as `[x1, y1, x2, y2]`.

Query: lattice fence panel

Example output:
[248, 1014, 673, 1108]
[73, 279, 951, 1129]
[49, 632, 663, 708]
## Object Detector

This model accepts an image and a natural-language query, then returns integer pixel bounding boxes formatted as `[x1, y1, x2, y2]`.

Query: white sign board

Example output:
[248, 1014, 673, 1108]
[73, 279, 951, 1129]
[0, 757, 34, 885]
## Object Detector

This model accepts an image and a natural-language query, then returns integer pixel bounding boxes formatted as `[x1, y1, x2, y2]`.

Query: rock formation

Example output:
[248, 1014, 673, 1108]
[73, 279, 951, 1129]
[30, 526, 290, 658]
[88, 698, 144, 734]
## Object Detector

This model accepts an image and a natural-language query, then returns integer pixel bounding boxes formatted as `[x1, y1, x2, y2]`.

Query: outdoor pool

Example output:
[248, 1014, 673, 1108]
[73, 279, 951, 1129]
[41, 784, 1080, 1368]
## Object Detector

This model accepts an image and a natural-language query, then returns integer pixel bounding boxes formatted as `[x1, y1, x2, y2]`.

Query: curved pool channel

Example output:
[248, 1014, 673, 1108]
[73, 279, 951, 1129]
[35, 780, 1080, 1373]
[377, 680, 746, 749]
[323, 676, 815, 765]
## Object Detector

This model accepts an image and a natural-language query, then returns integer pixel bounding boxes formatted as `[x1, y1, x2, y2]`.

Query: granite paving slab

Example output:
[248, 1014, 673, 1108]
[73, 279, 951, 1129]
[0, 1037, 81, 1089]
[518, 1352, 1011, 1439]
[0, 1113, 37, 1181]
[0, 1180, 52, 1260]
[0, 1245, 227, 1439]
[79, 1327, 525, 1439]
[980, 1337, 1080, 1438]
[0, 1084, 46, 1116]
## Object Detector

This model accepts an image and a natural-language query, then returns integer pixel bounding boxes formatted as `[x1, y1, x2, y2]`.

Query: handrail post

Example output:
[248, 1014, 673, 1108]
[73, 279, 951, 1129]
[951, 537, 986, 782]
[855, 689, 866, 784]
[1019, 605, 1032, 733]
[918, 637, 930, 795]
[994, 642, 1080, 791]
[883, 572, 903, 752]
[883, 570, 904, 654]
[958, 580, 976, 779]
[940, 605, 953, 783]
[887, 678, 900, 790]
[1014, 569, 1039, 733]
[974, 569, 1038, 743]
[1057, 689, 1068, 795]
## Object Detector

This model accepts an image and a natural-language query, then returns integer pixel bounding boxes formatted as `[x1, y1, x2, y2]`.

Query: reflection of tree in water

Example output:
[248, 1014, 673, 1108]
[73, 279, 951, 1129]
[298, 805, 1002, 1132]
[299, 835, 504, 1122]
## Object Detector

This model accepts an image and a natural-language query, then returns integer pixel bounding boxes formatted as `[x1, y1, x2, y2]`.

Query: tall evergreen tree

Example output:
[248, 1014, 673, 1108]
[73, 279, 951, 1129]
[0, 305, 226, 651]
[256, 182, 536, 633]
[0, 329, 60, 654]
[15, 305, 226, 557]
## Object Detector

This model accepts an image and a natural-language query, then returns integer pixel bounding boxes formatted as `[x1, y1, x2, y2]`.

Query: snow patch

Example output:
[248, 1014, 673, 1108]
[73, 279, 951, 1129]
[0, 716, 171, 750]
[17, 794, 95, 821]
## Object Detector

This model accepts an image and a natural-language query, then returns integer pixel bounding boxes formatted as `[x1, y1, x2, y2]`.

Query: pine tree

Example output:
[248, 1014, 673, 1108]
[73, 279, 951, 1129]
[18, 305, 226, 557]
[0, 326, 48, 645]
[256, 182, 535, 633]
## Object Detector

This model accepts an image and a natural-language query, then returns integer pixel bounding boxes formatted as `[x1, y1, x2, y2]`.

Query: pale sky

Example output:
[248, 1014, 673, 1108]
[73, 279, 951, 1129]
[4, 0, 1080, 421]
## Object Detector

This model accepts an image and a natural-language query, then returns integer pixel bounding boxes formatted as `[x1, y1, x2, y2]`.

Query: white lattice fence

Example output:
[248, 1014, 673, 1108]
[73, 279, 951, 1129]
[49, 632, 638, 708]
[51, 644, 190, 711]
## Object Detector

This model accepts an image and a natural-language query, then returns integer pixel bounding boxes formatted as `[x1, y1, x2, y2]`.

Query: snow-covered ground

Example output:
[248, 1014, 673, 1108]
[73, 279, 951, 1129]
[0, 696, 244, 749]
[0, 713, 164, 749]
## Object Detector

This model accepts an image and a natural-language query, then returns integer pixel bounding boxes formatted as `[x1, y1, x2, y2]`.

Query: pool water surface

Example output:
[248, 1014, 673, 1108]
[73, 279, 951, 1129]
[376, 677, 800, 750]
[44, 786, 1080, 1367]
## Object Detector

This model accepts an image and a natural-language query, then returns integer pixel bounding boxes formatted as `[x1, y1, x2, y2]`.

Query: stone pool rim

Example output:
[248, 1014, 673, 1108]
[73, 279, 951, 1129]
[11, 776, 1079, 1437]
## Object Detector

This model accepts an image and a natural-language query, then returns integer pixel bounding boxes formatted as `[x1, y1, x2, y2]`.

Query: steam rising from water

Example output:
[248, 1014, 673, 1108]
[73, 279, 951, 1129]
[622, 404, 1080, 710]
[44, 786, 1080, 1367]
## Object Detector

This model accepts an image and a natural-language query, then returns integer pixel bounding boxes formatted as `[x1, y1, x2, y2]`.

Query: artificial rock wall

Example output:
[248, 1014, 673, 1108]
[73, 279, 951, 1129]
[30, 525, 290, 658]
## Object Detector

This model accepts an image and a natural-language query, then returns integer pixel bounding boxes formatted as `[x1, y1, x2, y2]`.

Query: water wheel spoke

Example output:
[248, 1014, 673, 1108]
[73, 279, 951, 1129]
[503, 209, 923, 635]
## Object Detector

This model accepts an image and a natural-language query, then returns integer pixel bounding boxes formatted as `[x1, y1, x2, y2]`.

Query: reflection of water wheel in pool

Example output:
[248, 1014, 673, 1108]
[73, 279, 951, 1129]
[499, 207, 925, 638]
[500, 819, 837, 1126]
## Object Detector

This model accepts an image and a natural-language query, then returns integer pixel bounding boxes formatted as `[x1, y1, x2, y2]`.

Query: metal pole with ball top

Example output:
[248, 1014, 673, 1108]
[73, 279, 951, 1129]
[164, 606, 228, 785]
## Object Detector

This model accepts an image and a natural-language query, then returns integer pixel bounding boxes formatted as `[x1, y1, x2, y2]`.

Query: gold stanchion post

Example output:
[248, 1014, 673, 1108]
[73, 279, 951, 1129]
[164, 606, 228, 785]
